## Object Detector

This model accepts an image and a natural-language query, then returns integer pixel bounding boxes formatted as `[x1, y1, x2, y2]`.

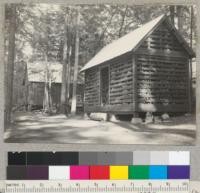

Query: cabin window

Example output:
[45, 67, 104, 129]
[100, 66, 109, 106]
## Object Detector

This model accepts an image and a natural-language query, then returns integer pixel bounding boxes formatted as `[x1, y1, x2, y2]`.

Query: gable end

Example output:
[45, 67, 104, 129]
[135, 18, 195, 58]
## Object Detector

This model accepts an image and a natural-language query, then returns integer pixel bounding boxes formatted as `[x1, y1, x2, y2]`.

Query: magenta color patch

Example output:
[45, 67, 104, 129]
[70, 166, 89, 180]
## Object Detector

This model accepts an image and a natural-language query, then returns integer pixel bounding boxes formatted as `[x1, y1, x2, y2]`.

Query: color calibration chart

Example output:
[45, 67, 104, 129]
[7, 151, 190, 180]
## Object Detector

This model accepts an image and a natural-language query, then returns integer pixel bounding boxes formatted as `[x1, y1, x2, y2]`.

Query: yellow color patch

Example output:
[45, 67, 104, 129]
[110, 166, 128, 180]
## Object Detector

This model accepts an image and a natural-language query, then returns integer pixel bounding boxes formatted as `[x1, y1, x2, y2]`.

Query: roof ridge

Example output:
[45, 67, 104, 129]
[80, 14, 166, 72]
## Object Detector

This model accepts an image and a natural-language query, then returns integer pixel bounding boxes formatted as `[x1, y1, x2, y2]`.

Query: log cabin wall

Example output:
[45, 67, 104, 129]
[84, 55, 134, 113]
[84, 67, 100, 111]
[109, 56, 134, 113]
[136, 21, 190, 113]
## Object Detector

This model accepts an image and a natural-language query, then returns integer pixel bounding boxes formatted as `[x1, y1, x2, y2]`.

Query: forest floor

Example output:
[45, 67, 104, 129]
[4, 111, 196, 145]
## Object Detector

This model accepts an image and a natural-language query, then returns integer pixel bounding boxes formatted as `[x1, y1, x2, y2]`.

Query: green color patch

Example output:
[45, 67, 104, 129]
[128, 165, 149, 179]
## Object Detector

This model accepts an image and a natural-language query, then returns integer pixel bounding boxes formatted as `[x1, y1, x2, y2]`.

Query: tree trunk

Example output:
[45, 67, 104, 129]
[48, 69, 52, 112]
[66, 45, 72, 113]
[118, 6, 128, 37]
[60, 16, 69, 114]
[188, 6, 194, 113]
[169, 6, 175, 25]
[190, 6, 194, 48]
[177, 6, 183, 32]
[5, 4, 17, 127]
[71, 10, 80, 115]
[43, 56, 52, 113]
[43, 62, 49, 112]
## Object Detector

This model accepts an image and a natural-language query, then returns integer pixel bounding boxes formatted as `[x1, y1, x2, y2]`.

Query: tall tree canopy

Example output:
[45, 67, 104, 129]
[4, 4, 197, 117]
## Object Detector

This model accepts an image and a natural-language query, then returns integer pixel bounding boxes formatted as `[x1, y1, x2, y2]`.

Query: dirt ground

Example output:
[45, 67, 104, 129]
[4, 111, 196, 145]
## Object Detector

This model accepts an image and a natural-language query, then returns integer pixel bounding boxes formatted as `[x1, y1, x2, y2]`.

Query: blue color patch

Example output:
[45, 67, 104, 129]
[149, 166, 167, 179]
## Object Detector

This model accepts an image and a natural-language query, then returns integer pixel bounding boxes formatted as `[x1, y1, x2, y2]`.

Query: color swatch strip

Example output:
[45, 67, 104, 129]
[7, 165, 190, 180]
[7, 151, 190, 180]
[8, 151, 190, 165]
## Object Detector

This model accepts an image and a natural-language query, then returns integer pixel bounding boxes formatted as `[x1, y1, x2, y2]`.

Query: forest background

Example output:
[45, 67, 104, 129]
[4, 4, 197, 127]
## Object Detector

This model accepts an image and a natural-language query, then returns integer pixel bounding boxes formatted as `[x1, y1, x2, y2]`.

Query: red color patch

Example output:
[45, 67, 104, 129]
[90, 166, 109, 179]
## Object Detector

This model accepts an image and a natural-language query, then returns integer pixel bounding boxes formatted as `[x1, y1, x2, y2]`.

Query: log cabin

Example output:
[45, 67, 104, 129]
[26, 62, 62, 110]
[80, 15, 195, 117]
[26, 62, 84, 111]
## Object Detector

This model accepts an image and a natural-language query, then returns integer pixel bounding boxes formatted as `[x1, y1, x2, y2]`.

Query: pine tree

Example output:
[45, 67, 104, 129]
[5, 4, 17, 126]
[60, 14, 69, 114]
[71, 9, 80, 115]
[30, 5, 65, 113]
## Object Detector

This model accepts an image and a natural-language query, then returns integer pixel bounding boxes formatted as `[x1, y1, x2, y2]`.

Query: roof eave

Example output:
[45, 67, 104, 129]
[80, 51, 134, 72]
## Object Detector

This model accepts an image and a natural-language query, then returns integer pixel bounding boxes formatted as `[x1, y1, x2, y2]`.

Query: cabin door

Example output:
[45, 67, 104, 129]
[100, 67, 109, 106]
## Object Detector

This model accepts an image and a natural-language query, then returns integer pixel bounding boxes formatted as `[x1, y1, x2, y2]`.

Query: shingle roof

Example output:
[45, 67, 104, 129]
[80, 14, 195, 72]
[27, 61, 62, 83]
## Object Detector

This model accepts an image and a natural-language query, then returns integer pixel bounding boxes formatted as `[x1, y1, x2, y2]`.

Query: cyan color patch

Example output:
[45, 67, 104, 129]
[149, 166, 167, 179]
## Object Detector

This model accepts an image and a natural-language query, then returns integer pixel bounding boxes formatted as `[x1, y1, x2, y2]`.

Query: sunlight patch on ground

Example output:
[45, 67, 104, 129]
[147, 123, 195, 130]
[4, 112, 196, 145]
[18, 122, 41, 126]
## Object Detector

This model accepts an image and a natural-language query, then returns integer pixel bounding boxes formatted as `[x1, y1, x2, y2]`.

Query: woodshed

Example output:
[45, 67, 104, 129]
[80, 15, 195, 116]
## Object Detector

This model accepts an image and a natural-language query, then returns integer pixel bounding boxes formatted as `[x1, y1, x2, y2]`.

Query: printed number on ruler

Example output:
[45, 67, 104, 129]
[1, 180, 189, 193]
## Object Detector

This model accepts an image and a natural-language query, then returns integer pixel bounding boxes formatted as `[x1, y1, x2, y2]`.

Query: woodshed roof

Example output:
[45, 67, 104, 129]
[80, 14, 195, 72]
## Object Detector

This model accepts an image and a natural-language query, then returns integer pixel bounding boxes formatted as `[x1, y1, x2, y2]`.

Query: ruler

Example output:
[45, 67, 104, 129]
[0, 180, 189, 193]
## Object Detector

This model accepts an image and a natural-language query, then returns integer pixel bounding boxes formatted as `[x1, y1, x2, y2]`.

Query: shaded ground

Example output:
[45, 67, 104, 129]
[4, 111, 196, 145]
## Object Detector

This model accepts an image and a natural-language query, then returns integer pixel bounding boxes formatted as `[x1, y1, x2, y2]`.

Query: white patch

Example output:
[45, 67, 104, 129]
[169, 151, 190, 165]
[49, 166, 70, 180]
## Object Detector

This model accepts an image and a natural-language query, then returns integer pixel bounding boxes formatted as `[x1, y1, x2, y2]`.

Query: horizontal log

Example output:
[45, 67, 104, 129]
[110, 68, 132, 76]
[111, 60, 132, 68]
[137, 85, 187, 89]
[85, 94, 99, 98]
[136, 49, 188, 58]
[85, 88, 99, 92]
[137, 59, 187, 66]
[137, 67, 187, 73]
[84, 104, 134, 113]
[137, 65, 187, 72]
[110, 78, 132, 85]
[137, 75, 187, 81]
[111, 73, 132, 80]
[110, 87, 132, 93]
[137, 54, 187, 61]
[110, 95, 132, 100]
[138, 87, 188, 92]
[110, 91, 132, 97]
[137, 70, 187, 76]
[110, 69, 132, 77]
[110, 99, 132, 104]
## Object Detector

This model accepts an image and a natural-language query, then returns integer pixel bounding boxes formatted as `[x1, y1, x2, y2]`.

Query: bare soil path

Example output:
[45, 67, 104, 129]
[4, 111, 196, 145]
